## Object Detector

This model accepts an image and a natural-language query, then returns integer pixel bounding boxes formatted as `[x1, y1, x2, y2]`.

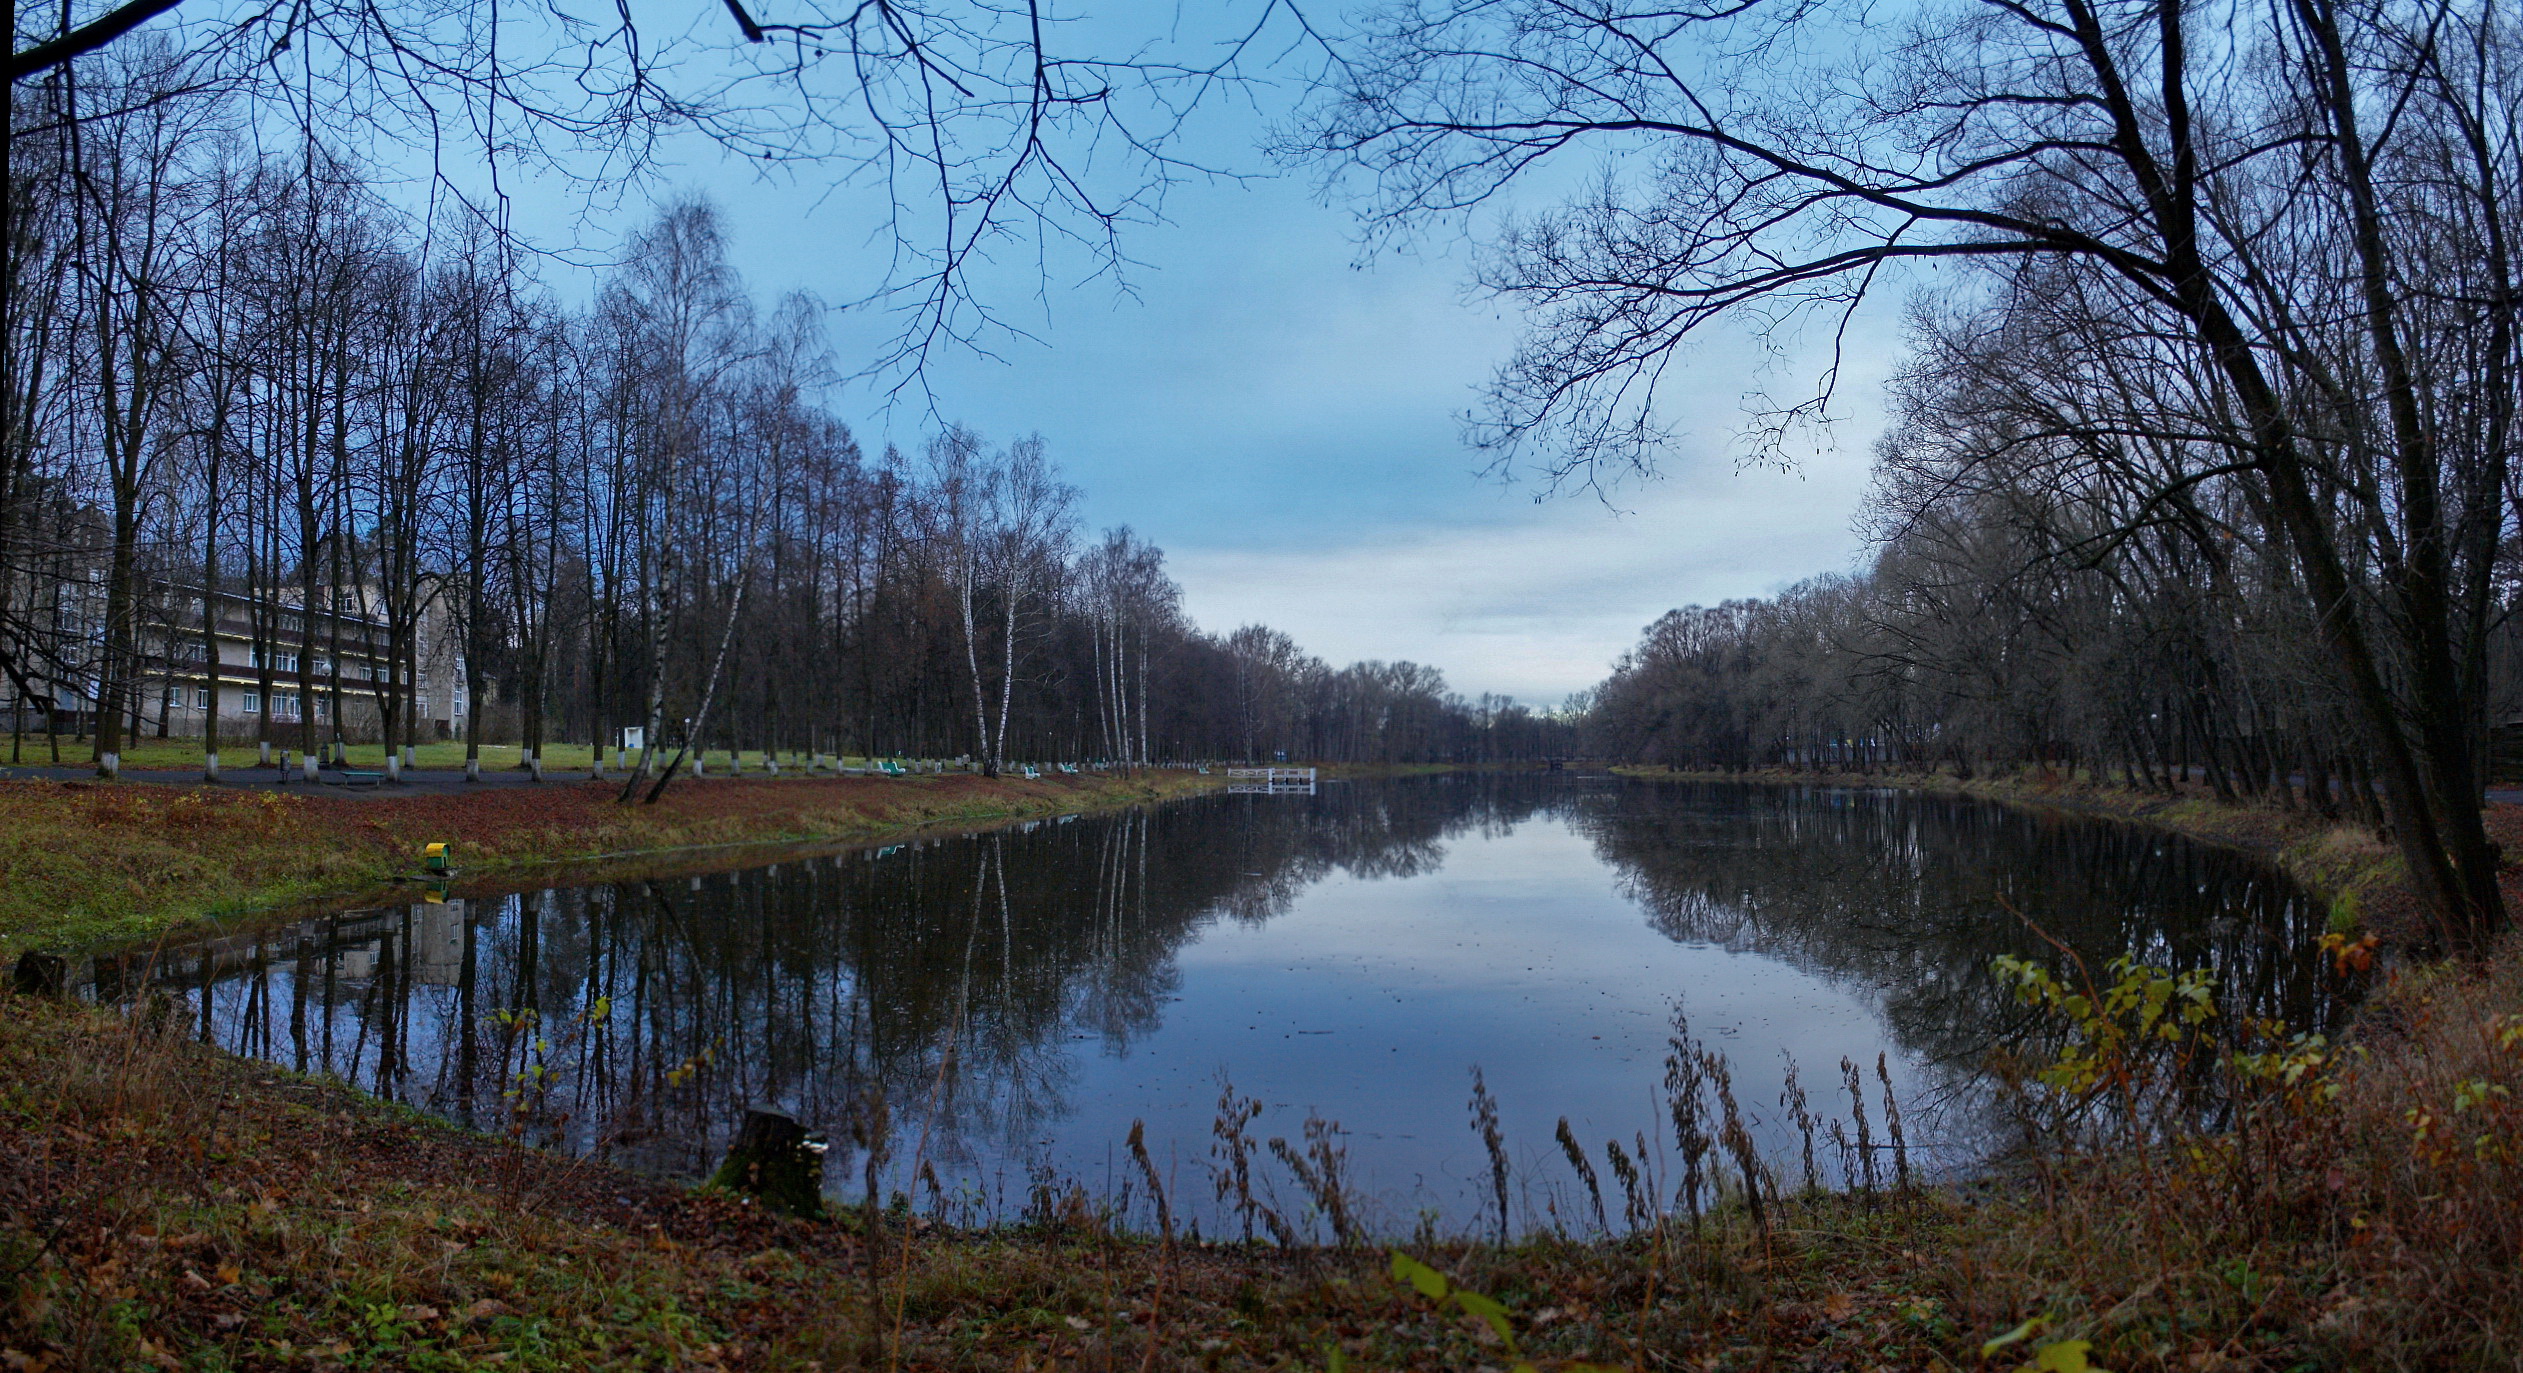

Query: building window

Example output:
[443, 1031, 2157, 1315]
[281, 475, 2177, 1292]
[197, 688, 212, 709]
[243, 691, 260, 713]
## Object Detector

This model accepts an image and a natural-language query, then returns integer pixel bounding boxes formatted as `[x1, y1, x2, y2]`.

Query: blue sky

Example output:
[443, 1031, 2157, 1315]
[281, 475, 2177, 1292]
[478, 3, 1893, 706]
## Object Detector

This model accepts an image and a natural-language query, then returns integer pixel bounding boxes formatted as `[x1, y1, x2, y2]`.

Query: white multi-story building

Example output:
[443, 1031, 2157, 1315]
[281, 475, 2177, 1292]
[136, 584, 469, 742]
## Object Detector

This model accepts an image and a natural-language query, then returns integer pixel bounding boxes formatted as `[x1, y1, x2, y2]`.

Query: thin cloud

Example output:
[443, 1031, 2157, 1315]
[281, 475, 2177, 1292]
[1172, 453, 1873, 704]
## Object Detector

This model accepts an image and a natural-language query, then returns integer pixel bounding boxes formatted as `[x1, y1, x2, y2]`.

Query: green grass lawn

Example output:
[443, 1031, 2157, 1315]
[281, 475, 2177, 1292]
[0, 735, 938, 773]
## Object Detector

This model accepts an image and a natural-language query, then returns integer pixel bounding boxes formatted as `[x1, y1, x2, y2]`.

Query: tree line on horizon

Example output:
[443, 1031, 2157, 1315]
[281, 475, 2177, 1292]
[0, 49, 1574, 777]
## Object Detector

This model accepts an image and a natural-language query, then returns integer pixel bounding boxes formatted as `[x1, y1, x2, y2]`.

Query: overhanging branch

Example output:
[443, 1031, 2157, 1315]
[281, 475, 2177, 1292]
[8, 0, 188, 82]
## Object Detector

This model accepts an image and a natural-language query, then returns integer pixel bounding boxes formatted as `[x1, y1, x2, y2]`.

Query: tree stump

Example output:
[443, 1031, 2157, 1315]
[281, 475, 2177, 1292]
[12, 950, 66, 997]
[705, 1109, 828, 1218]
[136, 987, 186, 1038]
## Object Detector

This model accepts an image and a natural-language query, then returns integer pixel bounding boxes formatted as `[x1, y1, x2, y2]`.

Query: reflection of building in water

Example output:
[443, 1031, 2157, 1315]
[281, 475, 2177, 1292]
[411, 902, 467, 985]
[1228, 780, 1317, 795]
[310, 907, 410, 984]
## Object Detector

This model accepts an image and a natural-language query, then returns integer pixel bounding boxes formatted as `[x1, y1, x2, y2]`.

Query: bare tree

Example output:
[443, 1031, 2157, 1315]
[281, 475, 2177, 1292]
[10, 0, 1324, 383]
[69, 43, 220, 777]
[983, 436, 1077, 768]
[1296, 0, 2523, 952]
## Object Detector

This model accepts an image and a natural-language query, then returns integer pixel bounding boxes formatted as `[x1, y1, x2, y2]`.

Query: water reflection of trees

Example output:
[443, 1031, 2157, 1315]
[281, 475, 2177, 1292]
[91, 777, 2332, 1194]
[1564, 783, 2342, 1074]
[97, 778, 1549, 1185]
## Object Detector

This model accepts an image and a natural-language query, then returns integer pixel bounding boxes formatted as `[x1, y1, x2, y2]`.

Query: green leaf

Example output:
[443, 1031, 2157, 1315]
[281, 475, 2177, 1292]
[1389, 1250, 1448, 1301]
[2025, 1338, 2105, 1372]
[1453, 1288, 1516, 1346]
[1981, 1315, 2049, 1356]
[1452, 1289, 1507, 1320]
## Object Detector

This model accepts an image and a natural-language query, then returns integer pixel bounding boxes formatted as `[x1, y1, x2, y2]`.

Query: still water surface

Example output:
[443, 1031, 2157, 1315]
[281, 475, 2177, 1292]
[99, 777, 2336, 1233]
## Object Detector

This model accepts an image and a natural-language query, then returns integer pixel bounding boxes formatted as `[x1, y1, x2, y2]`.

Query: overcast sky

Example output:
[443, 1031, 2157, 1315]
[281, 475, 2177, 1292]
[494, 5, 1897, 707]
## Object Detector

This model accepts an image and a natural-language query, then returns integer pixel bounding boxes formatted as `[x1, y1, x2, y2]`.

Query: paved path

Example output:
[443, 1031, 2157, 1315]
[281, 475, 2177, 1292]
[0, 762, 597, 799]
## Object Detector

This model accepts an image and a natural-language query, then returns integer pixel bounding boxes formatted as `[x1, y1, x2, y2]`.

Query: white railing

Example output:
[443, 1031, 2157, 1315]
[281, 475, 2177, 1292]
[1225, 765, 1317, 795]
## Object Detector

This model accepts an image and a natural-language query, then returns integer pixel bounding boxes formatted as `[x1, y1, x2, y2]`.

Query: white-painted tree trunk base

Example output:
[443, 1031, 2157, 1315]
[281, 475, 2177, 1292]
[385, 755, 400, 782]
[204, 753, 219, 783]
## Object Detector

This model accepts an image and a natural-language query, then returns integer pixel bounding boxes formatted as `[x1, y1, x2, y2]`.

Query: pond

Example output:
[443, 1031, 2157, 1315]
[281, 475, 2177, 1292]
[92, 776, 2339, 1237]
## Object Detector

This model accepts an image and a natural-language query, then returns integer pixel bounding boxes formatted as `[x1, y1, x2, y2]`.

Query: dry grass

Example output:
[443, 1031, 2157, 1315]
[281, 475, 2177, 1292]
[1930, 937, 2523, 1370]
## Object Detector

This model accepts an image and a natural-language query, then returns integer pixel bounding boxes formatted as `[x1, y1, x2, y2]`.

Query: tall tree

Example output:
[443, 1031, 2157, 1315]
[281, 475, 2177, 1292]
[1297, 0, 2523, 952]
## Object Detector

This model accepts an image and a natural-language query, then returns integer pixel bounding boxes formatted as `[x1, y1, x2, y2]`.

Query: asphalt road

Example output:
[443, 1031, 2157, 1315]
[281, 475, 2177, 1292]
[0, 762, 598, 798]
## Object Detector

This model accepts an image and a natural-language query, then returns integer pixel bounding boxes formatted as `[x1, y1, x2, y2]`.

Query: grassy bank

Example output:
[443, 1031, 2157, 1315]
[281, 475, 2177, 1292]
[1313, 761, 1464, 779]
[0, 769, 1216, 953]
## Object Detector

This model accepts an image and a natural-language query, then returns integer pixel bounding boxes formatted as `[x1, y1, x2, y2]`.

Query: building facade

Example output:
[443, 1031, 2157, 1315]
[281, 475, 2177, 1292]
[135, 584, 469, 743]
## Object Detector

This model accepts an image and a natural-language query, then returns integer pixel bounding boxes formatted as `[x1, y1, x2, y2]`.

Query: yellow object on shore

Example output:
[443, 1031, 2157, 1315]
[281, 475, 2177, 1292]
[423, 842, 451, 873]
